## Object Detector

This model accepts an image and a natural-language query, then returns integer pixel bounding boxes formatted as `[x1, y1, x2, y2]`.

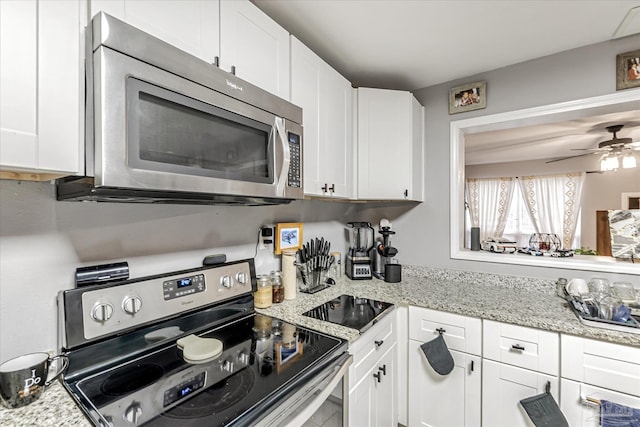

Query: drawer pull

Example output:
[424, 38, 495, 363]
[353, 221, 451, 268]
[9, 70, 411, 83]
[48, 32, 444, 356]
[374, 340, 384, 348]
[373, 372, 382, 383]
[378, 364, 386, 376]
[511, 344, 526, 351]
[470, 360, 474, 372]
[435, 328, 446, 335]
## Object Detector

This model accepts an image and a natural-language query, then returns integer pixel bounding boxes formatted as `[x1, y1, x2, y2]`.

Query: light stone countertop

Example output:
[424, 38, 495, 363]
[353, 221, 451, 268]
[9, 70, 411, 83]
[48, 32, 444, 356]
[2, 266, 638, 426]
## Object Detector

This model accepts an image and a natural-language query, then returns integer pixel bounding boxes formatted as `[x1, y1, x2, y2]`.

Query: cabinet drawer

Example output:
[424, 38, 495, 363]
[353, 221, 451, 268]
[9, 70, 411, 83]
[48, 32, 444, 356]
[409, 306, 481, 355]
[561, 335, 640, 397]
[483, 319, 559, 375]
[349, 311, 396, 390]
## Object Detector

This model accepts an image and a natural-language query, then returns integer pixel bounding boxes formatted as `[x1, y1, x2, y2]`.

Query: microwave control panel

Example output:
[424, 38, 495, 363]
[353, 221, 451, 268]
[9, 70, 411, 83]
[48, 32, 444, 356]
[287, 132, 301, 188]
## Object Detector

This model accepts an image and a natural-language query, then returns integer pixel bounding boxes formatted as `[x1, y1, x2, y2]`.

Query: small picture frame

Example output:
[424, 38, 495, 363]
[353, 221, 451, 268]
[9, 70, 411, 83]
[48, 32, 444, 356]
[449, 81, 487, 114]
[275, 222, 303, 255]
[616, 49, 640, 90]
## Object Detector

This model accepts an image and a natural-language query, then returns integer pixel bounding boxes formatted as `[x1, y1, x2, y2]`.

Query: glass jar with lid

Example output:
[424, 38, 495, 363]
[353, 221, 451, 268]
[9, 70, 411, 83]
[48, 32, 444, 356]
[254, 275, 273, 308]
[271, 271, 284, 303]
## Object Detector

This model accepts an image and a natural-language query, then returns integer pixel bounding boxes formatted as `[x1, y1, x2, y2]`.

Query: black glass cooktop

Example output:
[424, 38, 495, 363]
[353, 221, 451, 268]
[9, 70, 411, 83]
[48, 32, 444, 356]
[302, 294, 394, 333]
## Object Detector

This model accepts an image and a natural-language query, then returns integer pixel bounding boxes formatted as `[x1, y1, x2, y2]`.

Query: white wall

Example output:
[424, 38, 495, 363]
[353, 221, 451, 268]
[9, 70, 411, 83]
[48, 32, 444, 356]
[0, 180, 358, 362]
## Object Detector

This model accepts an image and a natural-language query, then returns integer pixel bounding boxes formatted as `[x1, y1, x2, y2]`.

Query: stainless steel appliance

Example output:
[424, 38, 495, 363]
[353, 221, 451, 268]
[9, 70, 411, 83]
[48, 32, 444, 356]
[57, 13, 303, 205]
[58, 259, 351, 426]
[345, 222, 374, 280]
[302, 295, 395, 333]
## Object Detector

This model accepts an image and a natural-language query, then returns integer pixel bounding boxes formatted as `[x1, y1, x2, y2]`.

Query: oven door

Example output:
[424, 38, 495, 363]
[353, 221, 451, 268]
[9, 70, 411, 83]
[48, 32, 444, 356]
[256, 352, 352, 427]
[91, 45, 302, 200]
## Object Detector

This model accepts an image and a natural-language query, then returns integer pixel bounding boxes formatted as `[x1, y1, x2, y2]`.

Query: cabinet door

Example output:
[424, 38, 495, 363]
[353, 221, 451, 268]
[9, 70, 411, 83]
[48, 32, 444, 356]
[408, 340, 481, 427]
[90, 0, 219, 64]
[220, 1, 289, 99]
[320, 65, 353, 198]
[1, 0, 80, 177]
[291, 36, 353, 199]
[482, 360, 559, 427]
[357, 88, 413, 200]
[349, 368, 374, 427]
[561, 378, 640, 427]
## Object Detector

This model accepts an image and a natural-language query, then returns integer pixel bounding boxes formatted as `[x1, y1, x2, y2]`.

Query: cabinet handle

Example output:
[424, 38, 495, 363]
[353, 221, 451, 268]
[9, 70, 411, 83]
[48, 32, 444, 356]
[435, 327, 446, 335]
[470, 360, 474, 372]
[511, 344, 525, 351]
[214, 56, 219, 67]
[231, 65, 236, 75]
[321, 184, 328, 193]
[404, 189, 408, 198]
[374, 340, 384, 348]
[378, 364, 386, 376]
[373, 372, 382, 383]
[329, 184, 335, 193]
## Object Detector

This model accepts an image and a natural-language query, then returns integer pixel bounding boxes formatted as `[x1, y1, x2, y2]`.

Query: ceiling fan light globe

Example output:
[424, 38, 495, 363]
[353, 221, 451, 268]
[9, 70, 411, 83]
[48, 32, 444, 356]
[622, 154, 637, 169]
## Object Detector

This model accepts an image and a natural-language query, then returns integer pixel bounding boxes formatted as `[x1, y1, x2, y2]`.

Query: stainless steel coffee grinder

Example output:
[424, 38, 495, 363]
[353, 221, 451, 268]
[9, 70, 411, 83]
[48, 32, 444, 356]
[372, 219, 399, 280]
[346, 222, 374, 279]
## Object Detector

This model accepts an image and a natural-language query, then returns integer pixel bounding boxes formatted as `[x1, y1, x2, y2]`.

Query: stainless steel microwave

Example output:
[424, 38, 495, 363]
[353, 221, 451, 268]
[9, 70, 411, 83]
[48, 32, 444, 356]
[57, 12, 303, 205]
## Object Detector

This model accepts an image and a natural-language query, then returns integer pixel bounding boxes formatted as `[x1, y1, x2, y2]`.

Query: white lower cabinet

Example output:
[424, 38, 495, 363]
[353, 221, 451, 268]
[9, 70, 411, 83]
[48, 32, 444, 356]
[560, 335, 640, 427]
[408, 342, 481, 427]
[408, 306, 482, 427]
[482, 359, 559, 427]
[348, 311, 397, 427]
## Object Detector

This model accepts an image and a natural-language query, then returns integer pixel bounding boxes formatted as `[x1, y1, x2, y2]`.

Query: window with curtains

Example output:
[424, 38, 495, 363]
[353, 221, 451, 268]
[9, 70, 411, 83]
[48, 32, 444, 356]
[465, 173, 586, 250]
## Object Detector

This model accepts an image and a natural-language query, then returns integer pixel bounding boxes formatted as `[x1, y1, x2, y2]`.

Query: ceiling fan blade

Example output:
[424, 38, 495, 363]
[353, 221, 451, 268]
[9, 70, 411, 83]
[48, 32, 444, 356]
[545, 152, 596, 163]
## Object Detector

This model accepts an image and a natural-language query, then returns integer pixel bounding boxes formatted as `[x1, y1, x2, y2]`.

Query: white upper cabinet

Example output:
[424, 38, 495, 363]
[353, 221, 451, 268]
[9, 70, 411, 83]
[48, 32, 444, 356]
[0, 0, 81, 179]
[356, 87, 423, 201]
[89, 0, 219, 64]
[291, 36, 353, 198]
[220, 1, 289, 99]
[90, 0, 289, 99]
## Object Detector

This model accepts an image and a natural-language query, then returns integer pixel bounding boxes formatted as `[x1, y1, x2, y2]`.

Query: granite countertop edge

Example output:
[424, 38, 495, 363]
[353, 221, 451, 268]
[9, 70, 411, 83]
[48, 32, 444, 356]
[3, 265, 639, 426]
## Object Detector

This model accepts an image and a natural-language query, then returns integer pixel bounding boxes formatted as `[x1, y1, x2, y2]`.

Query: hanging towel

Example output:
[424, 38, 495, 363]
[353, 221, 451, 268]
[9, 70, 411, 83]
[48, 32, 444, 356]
[519, 385, 568, 427]
[601, 400, 640, 427]
[419, 333, 454, 375]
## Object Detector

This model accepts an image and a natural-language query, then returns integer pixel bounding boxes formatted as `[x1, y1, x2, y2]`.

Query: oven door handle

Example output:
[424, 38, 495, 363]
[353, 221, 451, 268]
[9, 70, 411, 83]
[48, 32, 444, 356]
[274, 116, 290, 197]
[257, 352, 352, 427]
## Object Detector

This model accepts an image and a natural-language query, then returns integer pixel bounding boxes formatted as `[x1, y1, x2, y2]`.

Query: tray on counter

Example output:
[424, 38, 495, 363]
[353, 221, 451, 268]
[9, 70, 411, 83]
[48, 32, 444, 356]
[565, 293, 640, 335]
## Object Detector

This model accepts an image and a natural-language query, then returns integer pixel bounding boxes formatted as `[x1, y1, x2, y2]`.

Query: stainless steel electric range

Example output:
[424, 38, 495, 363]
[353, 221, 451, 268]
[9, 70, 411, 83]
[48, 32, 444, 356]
[58, 259, 351, 426]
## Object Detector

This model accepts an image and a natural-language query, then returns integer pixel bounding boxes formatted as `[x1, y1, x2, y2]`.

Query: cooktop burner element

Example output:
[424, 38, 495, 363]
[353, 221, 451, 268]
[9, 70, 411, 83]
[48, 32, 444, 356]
[302, 294, 394, 333]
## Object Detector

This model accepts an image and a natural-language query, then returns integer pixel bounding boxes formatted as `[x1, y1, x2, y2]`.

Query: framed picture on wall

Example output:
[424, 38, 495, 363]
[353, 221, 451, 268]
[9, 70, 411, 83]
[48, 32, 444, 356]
[275, 222, 303, 255]
[449, 81, 487, 114]
[616, 49, 640, 90]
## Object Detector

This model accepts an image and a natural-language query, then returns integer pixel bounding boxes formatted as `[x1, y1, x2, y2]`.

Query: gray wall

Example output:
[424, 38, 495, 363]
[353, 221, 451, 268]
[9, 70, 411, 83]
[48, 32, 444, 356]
[358, 34, 640, 281]
[0, 180, 359, 361]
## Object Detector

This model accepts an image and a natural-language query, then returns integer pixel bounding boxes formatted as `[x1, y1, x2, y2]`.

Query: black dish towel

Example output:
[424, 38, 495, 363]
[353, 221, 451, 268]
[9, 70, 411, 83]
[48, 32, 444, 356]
[519, 390, 568, 427]
[419, 333, 454, 375]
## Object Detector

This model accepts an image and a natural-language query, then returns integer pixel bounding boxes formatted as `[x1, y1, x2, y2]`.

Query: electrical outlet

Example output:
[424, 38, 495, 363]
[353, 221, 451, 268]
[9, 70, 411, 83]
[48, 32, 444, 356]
[258, 225, 275, 250]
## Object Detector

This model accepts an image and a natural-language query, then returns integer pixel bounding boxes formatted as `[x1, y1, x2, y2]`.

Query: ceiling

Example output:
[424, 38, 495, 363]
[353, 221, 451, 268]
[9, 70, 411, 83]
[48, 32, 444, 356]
[254, 0, 640, 166]
[253, 0, 639, 90]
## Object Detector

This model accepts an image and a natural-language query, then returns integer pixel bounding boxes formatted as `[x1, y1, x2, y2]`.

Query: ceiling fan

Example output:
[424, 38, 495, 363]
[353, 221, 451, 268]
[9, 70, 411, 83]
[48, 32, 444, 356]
[545, 124, 639, 170]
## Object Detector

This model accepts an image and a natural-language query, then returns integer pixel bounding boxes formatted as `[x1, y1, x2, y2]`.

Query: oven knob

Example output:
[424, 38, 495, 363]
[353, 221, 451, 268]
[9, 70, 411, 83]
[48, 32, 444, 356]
[237, 352, 250, 365]
[122, 296, 142, 315]
[236, 272, 248, 285]
[91, 302, 114, 322]
[221, 275, 234, 288]
[124, 402, 143, 424]
[222, 359, 234, 372]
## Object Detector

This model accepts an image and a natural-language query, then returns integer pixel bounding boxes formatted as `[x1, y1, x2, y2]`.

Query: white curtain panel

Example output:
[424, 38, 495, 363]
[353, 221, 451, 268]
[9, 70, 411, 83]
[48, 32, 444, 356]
[465, 177, 515, 242]
[518, 172, 586, 249]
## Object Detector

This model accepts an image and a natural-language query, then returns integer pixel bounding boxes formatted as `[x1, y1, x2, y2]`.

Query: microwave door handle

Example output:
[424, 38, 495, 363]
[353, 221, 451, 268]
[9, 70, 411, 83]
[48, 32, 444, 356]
[274, 117, 290, 196]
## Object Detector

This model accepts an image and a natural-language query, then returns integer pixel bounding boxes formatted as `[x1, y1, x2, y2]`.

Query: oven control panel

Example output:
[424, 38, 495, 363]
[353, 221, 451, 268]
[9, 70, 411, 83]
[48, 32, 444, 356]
[70, 261, 254, 343]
